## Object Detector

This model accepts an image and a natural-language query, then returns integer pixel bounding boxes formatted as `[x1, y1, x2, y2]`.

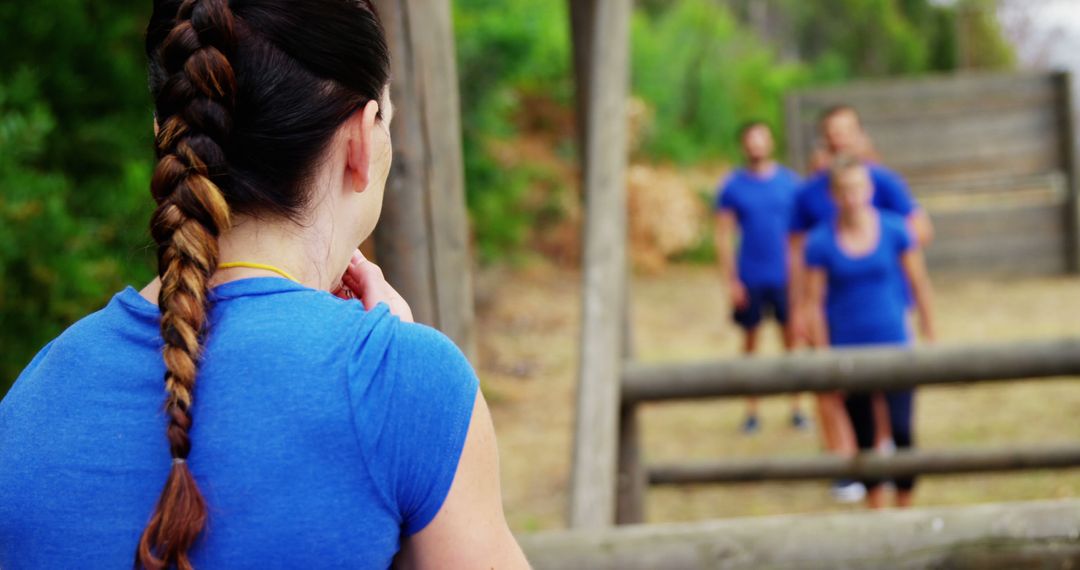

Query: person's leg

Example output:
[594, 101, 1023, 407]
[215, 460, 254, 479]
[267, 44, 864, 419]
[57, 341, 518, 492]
[743, 326, 760, 427]
[733, 289, 764, 434]
[844, 392, 882, 507]
[872, 392, 894, 451]
[773, 287, 807, 429]
[888, 389, 916, 507]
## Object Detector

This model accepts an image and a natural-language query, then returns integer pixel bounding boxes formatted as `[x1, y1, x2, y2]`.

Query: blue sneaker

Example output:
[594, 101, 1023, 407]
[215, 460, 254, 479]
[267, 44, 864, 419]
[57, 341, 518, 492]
[740, 415, 760, 435]
[791, 410, 810, 431]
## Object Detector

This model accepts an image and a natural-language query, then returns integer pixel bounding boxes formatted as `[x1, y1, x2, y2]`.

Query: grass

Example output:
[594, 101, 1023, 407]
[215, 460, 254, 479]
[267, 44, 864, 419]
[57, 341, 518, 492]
[475, 263, 1080, 532]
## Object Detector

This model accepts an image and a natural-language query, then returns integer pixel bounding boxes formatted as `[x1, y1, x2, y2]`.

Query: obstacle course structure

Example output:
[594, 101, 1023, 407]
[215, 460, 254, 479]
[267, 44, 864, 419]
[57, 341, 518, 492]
[371, 1, 1080, 567]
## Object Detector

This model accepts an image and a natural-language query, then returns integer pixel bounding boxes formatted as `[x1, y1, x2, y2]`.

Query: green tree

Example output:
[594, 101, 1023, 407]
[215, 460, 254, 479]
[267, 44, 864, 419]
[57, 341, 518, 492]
[0, 1, 155, 391]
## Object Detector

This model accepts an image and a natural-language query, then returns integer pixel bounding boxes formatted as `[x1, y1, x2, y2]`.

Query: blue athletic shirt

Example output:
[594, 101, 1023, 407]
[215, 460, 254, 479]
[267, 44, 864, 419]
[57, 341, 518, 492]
[804, 212, 914, 347]
[716, 165, 801, 287]
[789, 163, 916, 234]
[0, 277, 479, 569]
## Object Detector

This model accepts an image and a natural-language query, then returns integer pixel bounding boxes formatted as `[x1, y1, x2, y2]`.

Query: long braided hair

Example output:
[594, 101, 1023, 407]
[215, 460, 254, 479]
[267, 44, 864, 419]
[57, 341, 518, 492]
[140, 1, 389, 568]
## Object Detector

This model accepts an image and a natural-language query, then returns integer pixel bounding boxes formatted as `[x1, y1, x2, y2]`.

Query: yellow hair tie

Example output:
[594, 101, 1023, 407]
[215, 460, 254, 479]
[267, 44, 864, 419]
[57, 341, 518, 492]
[218, 261, 299, 283]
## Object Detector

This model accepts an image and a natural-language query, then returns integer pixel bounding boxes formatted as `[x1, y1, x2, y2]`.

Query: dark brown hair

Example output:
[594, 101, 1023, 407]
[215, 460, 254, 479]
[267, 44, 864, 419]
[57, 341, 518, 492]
[139, 1, 389, 568]
[736, 119, 771, 143]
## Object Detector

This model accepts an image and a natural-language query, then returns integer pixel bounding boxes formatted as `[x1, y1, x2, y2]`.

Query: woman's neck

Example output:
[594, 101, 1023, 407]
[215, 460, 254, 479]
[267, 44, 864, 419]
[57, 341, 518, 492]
[217, 214, 350, 290]
[838, 206, 874, 230]
[140, 214, 352, 305]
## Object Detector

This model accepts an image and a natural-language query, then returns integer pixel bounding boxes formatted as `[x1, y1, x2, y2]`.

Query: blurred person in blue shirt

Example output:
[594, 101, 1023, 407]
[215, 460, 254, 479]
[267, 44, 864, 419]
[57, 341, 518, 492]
[715, 121, 809, 434]
[804, 154, 936, 509]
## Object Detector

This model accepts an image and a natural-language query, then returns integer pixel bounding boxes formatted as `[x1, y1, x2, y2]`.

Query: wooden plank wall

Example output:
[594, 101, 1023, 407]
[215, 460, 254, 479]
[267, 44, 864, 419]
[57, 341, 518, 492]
[786, 72, 1078, 275]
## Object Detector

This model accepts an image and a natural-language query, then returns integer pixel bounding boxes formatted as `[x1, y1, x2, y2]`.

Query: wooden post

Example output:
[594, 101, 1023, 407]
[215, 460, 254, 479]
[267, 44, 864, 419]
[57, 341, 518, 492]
[570, 0, 596, 170]
[615, 403, 645, 524]
[1057, 72, 1080, 273]
[519, 499, 1080, 570]
[783, 93, 807, 174]
[373, 0, 476, 357]
[568, 0, 632, 530]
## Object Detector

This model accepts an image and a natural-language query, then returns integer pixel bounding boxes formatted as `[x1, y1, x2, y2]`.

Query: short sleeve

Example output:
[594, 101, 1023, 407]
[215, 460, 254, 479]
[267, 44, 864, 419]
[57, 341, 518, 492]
[871, 167, 916, 217]
[884, 214, 914, 255]
[789, 183, 817, 233]
[804, 227, 830, 269]
[380, 323, 480, 536]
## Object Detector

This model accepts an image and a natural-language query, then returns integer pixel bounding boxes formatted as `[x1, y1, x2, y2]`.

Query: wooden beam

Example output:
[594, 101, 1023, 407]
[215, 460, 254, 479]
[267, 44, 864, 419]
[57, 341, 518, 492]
[622, 338, 1080, 403]
[1057, 72, 1080, 273]
[519, 499, 1080, 570]
[569, 0, 596, 169]
[372, 0, 476, 356]
[615, 404, 645, 524]
[648, 444, 1080, 485]
[568, 0, 632, 530]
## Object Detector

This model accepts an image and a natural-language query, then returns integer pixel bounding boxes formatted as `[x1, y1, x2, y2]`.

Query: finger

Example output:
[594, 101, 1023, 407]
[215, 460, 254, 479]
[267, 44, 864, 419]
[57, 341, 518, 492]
[343, 260, 408, 315]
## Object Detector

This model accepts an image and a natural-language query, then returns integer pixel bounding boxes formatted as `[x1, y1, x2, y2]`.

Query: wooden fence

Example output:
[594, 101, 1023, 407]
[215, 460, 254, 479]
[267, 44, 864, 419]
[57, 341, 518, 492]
[785, 71, 1080, 275]
[614, 339, 1080, 524]
[521, 499, 1080, 570]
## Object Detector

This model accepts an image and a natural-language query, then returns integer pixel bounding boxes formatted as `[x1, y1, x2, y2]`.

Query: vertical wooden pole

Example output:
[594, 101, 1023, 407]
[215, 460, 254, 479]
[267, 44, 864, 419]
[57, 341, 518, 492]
[1057, 72, 1080, 274]
[615, 403, 645, 524]
[784, 93, 807, 174]
[570, 0, 596, 170]
[373, 0, 476, 356]
[568, 0, 633, 530]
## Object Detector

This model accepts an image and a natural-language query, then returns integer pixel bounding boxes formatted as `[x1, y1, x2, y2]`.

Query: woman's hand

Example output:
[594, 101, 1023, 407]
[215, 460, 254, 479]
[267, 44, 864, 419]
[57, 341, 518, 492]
[333, 250, 414, 323]
[919, 318, 936, 344]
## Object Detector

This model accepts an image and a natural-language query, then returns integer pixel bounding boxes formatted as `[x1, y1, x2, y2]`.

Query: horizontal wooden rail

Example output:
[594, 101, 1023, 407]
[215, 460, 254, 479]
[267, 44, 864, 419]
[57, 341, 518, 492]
[519, 499, 1080, 570]
[622, 338, 1080, 403]
[648, 444, 1080, 485]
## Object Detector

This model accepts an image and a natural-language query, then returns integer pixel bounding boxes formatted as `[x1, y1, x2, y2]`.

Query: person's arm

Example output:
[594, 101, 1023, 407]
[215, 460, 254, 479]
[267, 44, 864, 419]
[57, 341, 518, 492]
[900, 248, 935, 343]
[804, 266, 829, 348]
[906, 209, 935, 248]
[394, 391, 529, 570]
[787, 232, 808, 340]
[715, 211, 747, 309]
[875, 168, 934, 248]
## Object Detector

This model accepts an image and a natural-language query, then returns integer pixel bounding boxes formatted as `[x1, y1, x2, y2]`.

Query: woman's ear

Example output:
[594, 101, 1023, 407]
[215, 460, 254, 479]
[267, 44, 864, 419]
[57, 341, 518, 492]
[346, 99, 381, 194]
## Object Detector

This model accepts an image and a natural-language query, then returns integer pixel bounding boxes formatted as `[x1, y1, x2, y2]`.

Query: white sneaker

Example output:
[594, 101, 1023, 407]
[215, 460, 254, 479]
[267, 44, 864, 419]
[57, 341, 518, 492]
[876, 438, 896, 455]
[830, 480, 867, 503]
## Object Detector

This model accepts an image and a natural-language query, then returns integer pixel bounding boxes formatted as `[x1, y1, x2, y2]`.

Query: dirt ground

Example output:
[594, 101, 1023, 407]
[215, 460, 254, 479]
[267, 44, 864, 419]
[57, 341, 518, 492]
[474, 263, 1080, 533]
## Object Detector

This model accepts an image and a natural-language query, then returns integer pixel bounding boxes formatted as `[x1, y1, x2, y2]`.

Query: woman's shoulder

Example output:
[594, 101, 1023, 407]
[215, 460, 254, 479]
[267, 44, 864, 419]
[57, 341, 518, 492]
[384, 320, 478, 397]
[878, 210, 909, 234]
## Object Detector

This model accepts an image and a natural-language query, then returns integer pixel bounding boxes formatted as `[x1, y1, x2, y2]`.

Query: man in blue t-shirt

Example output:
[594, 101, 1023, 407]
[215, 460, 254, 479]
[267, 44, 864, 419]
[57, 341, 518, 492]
[715, 121, 808, 434]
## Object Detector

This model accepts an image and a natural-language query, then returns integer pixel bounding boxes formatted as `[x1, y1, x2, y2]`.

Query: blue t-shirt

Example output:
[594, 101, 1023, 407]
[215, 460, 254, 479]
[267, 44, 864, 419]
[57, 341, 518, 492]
[0, 278, 478, 569]
[805, 212, 914, 347]
[789, 164, 916, 234]
[716, 166, 801, 287]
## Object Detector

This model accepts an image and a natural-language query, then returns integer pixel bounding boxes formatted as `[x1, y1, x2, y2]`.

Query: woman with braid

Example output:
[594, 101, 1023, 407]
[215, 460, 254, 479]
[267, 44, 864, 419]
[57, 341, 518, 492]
[0, 1, 528, 569]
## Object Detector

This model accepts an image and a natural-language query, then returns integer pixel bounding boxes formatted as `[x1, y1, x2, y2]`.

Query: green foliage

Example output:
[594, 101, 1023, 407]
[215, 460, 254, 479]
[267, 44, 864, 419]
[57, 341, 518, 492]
[0, 2, 155, 391]
[630, 0, 816, 164]
[454, 0, 572, 263]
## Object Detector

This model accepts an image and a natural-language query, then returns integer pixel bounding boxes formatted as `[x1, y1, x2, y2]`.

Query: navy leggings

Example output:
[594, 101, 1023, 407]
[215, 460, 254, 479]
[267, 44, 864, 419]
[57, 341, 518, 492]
[844, 389, 915, 491]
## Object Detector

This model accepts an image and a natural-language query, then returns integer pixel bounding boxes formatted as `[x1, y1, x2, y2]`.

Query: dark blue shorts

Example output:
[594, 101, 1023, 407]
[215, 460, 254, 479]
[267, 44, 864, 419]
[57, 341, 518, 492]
[733, 284, 789, 330]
